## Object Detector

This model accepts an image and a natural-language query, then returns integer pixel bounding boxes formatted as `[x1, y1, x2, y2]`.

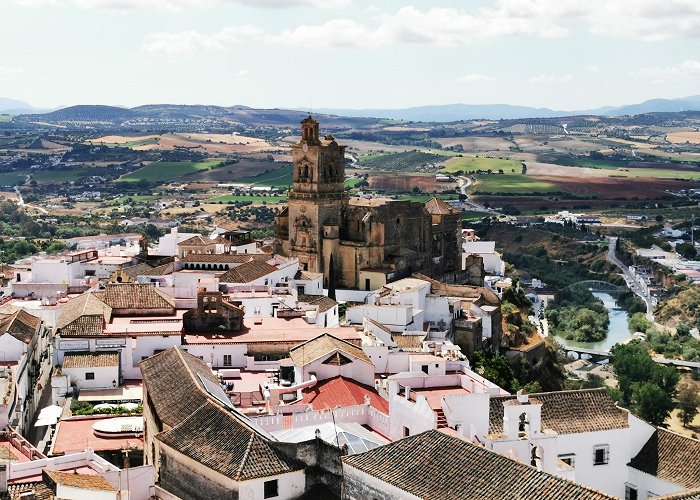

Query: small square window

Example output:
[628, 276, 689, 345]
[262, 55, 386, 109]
[223, 355, 232, 367]
[625, 484, 638, 500]
[264, 479, 278, 499]
[593, 445, 609, 465]
[85, 372, 95, 380]
[558, 453, 575, 468]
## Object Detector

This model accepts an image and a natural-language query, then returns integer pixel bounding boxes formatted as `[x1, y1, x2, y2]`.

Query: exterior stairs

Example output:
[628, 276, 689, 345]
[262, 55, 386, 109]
[435, 409, 448, 429]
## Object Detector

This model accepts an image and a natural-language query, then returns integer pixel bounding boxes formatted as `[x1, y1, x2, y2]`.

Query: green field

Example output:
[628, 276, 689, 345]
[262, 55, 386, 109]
[0, 115, 11, 123]
[442, 156, 522, 174]
[345, 177, 364, 188]
[119, 160, 223, 183]
[358, 151, 447, 172]
[32, 170, 85, 182]
[0, 172, 27, 186]
[396, 193, 456, 203]
[207, 194, 288, 203]
[472, 174, 561, 195]
[238, 164, 292, 187]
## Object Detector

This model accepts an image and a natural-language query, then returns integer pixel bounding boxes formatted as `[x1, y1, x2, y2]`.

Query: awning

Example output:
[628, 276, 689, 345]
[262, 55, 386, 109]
[34, 404, 63, 427]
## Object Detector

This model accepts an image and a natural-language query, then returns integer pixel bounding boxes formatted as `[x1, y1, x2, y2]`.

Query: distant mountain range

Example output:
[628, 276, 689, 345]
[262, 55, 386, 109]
[314, 95, 700, 121]
[3, 95, 700, 122]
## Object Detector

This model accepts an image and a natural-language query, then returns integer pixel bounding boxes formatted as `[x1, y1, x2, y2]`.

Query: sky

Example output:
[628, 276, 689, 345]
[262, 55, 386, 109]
[0, 0, 699, 111]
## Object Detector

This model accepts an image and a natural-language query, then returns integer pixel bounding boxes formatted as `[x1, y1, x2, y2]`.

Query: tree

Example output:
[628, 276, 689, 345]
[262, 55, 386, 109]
[677, 323, 691, 337]
[677, 383, 700, 427]
[632, 382, 674, 427]
[677, 243, 698, 260]
[473, 352, 518, 393]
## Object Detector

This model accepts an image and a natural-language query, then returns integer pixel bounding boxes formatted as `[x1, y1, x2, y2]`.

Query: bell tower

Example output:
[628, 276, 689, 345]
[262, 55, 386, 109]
[284, 116, 346, 277]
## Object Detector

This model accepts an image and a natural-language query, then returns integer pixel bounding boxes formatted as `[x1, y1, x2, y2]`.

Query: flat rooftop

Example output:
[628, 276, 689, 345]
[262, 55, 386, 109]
[77, 380, 143, 402]
[185, 316, 361, 345]
[52, 415, 143, 455]
[105, 311, 185, 335]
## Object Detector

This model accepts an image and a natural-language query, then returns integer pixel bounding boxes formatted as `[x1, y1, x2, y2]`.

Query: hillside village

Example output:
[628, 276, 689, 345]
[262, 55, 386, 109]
[0, 120, 694, 500]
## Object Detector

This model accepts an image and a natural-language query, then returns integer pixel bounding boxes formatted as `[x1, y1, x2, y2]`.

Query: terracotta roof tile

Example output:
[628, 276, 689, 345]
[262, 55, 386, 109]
[629, 428, 700, 490]
[0, 481, 54, 500]
[182, 253, 269, 264]
[342, 430, 615, 500]
[157, 400, 303, 481]
[489, 388, 629, 435]
[42, 469, 117, 492]
[0, 309, 41, 343]
[96, 283, 175, 310]
[297, 294, 337, 313]
[55, 292, 112, 336]
[63, 351, 119, 369]
[140, 347, 221, 428]
[391, 333, 426, 350]
[298, 376, 388, 414]
[289, 333, 372, 367]
[178, 235, 212, 246]
[425, 197, 460, 215]
[123, 262, 173, 278]
[217, 261, 278, 284]
[655, 490, 700, 500]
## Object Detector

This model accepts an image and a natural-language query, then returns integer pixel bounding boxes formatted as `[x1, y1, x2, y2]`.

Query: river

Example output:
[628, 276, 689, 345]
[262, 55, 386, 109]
[554, 292, 634, 352]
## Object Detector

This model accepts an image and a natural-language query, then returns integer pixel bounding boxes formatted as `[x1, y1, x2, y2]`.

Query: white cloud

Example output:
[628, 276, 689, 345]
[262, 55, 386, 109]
[0, 66, 23, 76]
[14, 0, 348, 11]
[142, 26, 263, 56]
[234, 69, 252, 81]
[635, 60, 700, 83]
[139, 0, 700, 53]
[530, 73, 573, 84]
[585, 64, 600, 73]
[455, 73, 493, 82]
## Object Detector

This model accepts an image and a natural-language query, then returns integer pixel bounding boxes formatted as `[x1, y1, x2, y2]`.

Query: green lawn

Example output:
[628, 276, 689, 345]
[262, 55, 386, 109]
[345, 177, 364, 188]
[442, 156, 522, 174]
[207, 194, 288, 203]
[472, 174, 561, 195]
[119, 160, 223, 182]
[238, 164, 292, 187]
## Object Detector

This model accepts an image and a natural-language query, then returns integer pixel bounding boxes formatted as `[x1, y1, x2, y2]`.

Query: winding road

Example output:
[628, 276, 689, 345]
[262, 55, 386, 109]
[606, 236, 655, 321]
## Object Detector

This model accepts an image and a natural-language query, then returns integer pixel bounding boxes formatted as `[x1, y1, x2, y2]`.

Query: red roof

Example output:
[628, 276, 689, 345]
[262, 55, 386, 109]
[298, 376, 389, 414]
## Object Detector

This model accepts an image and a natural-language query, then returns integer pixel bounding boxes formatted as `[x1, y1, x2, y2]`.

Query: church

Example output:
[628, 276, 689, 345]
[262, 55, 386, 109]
[275, 116, 462, 290]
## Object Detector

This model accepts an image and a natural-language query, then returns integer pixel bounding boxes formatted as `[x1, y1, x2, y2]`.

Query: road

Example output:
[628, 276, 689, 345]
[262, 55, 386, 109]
[456, 176, 500, 214]
[606, 237, 654, 321]
[14, 184, 49, 214]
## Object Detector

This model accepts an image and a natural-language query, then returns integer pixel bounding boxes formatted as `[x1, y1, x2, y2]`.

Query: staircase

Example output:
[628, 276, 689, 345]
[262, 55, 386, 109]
[435, 409, 448, 429]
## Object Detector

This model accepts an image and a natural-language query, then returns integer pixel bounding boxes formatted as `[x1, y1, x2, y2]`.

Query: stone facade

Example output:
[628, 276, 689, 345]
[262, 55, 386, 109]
[183, 289, 244, 333]
[276, 117, 461, 290]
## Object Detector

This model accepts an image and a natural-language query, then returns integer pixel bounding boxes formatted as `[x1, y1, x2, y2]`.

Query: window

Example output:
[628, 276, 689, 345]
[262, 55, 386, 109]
[421, 365, 429, 374]
[593, 445, 609, 465]
[223, 355, 232, 367]
[624, 485, 638, 500]
[85, 372, 95, 380]
[403, 426, 410, 437]
[264, 479, 278, 499]
[558, 454, 575, 468]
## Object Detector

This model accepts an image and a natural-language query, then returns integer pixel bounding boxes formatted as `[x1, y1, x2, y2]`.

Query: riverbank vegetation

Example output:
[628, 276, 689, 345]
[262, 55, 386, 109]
[629, 312, 700, 362]
[546, 287, 610, 342]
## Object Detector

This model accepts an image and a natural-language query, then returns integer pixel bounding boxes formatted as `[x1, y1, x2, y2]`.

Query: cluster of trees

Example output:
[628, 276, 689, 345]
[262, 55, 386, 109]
[629, 312, 700, 362]
[546, 287, 610, 342]
[610, 342, 679, 426]
[472, 339, 566, 394]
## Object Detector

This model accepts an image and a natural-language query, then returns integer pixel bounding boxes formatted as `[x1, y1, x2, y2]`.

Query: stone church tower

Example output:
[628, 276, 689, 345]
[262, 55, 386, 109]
[276, 116, 346, 278]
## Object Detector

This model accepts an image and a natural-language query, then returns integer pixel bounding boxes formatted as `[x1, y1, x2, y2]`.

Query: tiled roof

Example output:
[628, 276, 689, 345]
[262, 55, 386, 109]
[140, 347, 221, 428]
[63, 352, 119, 369]
[425, 197, 460, 215]
[391, 333, 426, 350]
[294, 270, 323, 280]
[489, 389, 629, 435]
[0, 481, 54, 500]
[56, 292, 112, 336]
[298, 376, 389, 414]
[0, 446, 18, 461]
[182, 253, 268, 264]
[123, 262, 173, 278]
[217, 261, 278, 284]
[96, 283, 175, 310]
[655, 490, 700, 500]
[178, 235, 212, 246]
[0, 309, 41, 343]
[42, 469, 117, 492]
[289, 333, 372, 367]
[342, 430, 615, 500]
[297, 294, 337, 313]
[629, 428, 700, 490]
[157, 400, 303, 481]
